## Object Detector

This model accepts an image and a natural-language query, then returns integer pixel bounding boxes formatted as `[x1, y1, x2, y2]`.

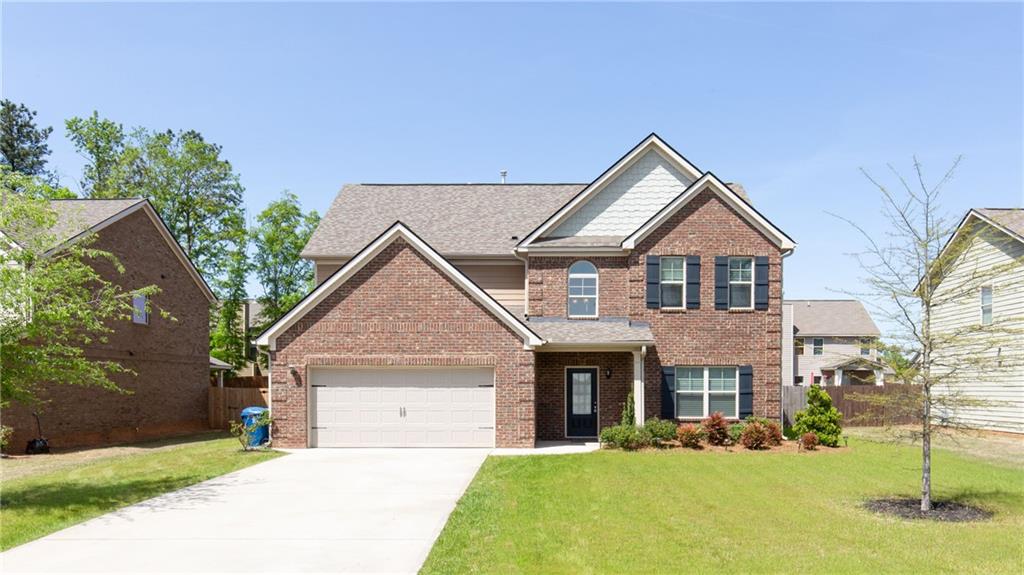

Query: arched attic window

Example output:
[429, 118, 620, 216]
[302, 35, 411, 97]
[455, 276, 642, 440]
[568, 260, 598, 318]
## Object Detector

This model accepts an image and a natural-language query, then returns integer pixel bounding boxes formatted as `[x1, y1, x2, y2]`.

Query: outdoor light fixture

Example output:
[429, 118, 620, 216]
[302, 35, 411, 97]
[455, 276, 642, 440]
[604, 367, 612, 379]
[288, 365, 299, 376]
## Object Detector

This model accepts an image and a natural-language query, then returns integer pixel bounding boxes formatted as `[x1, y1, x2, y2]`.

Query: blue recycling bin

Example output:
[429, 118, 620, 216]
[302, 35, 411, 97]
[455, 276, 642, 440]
[240, 406, 270, 447]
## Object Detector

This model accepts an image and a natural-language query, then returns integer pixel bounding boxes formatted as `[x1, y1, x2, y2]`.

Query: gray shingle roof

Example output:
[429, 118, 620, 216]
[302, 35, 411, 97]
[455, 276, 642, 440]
[303, 184, 586, 258]
[528, 235, 625, 248]
[976, 208, 1024, 240]
[785, 299, 880, 337]
[528, 317, 654, 345]
[47, 199, 146, 245]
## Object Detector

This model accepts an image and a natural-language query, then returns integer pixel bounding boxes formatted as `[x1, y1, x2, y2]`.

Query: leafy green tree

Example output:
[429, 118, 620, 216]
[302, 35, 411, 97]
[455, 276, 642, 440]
[210, 241, 250, 370]
[0, 167, 160, 406]
[250, 191, 320, 328]
[792, 385, 843, 447]
[1, 100, 56, 184]
[65, 112, 128, 197]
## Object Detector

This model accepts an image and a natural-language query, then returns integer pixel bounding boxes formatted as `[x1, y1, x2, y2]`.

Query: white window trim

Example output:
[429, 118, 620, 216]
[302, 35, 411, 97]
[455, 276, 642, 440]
[860, 338, 871, 356]
[728, 256, 754, 310]
[660, 256, 686, 309]
[812, 338, 824, 356]
[674, 366, 739, 420]
[568, 261, 599, 319]
[132, 294, 149, 325]
[795, 337, 805, 356]
[980, 285, 993, 326]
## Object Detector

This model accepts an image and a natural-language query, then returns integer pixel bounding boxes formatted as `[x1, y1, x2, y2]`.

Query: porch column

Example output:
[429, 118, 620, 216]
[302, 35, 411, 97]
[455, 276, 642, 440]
[874, 369, 884, 386]
[835, 368, 844, 386]
[632, 350, 645, 426]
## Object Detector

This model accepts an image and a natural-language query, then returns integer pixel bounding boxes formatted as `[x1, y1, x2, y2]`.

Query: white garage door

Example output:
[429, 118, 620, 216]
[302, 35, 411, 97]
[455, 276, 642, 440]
[310, 367, 495, 447]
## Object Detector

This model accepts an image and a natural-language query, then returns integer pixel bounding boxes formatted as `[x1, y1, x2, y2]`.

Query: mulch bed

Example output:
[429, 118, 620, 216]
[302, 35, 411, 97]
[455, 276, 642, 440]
[864, 498, 994, 522]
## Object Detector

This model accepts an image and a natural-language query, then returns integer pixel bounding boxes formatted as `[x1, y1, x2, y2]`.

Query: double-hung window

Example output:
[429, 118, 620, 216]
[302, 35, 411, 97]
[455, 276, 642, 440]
[981, 286, 993, 326]
[728, 257, 753, 309]
[132, 294, 149, 325]
[660, 257, 685, 308]
[674, 366, 738, 418]
[860, 338, 871, 356]
[795, 338, 805, 355]
[568, 261, 598, 318]
[812, 338, 824, 356]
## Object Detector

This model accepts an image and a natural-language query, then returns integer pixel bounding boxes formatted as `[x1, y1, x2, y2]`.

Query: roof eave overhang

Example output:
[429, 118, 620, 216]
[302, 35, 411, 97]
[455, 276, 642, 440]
[515, 246, 630, 257]
[257, 222, 545, 351]
[535, 341, 654, 352]
[913, 209, 1024, 295]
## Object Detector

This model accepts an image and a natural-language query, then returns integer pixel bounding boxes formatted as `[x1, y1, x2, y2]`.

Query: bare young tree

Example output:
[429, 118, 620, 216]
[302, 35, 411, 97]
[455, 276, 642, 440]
[832, 157, 1023, 512]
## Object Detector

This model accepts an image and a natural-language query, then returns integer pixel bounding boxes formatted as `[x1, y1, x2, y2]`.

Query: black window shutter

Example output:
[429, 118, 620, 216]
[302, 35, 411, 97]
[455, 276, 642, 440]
[685, 256, 700, 309]
[646, 255, 660, 309]
[738, 365, 754, 419]
[754, 256, 769, 310]
[714, 256, 729, 310]
[661, 366, 675, 419]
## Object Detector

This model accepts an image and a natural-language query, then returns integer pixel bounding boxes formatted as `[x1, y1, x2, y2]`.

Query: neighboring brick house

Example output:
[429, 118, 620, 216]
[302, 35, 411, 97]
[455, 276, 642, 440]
[781, 299, 886, 387]
[257, 134, 797, 448]
[3, 199, 215, 449]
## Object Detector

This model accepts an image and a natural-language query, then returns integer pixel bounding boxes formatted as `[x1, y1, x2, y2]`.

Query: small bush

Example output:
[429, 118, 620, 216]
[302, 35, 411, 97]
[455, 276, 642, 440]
[644, 418, 678, 445]
[621, 390, 636, 426]
[702, 412, 730, 446]
[740, 421, 772, 450]
[728, 423, 745, 445]
[229, 410, 273, 451]
[783, 424, 799, 440]
[800, 432, 820, 451]
[793, 385, 843, 447]
[0, 425, 12, 453]
[746, 417, 783, 446]
[599, 424, 652, 451]
[676, 423, 705, 448]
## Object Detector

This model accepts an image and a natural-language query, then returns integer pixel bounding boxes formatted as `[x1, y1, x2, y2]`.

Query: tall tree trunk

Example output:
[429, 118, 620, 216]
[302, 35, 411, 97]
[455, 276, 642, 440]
[921, 388, 932, 511]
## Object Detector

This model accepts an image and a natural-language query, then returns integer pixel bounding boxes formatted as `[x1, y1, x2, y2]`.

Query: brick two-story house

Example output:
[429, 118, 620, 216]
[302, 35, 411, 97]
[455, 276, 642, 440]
[257, 134, 796, 448]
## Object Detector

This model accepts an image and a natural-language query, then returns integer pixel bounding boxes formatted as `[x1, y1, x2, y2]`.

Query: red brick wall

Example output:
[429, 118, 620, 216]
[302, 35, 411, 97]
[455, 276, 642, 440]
[528, 189, 784, 421]
[270, 238, 536, 448]
[4, 208, 211, 450]
[535, 352, 634, 440]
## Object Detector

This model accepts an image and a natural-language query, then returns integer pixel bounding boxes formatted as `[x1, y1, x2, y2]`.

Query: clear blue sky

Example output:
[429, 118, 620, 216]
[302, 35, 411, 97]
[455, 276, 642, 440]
[3, 2, 1022, 300]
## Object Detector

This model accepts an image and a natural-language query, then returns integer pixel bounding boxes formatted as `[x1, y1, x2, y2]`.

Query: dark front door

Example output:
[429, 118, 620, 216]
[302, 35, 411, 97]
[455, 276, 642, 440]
[566, 368, 598, 437]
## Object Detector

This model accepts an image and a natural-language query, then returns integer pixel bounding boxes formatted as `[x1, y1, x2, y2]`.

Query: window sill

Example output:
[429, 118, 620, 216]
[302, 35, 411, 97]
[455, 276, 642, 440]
[567, 316, 599, 321]
[660, 307, 686, 313]
[727, 308, 755, 313]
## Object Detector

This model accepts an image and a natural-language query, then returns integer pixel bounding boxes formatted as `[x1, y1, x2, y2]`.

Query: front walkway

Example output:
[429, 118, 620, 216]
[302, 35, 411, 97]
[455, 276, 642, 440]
[0, 448, 488, 574]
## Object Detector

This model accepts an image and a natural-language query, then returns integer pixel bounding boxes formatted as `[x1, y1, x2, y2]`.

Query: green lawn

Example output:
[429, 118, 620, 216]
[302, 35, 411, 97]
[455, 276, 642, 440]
[0, 434, 282, 550]
[422, 439, 1024, 574]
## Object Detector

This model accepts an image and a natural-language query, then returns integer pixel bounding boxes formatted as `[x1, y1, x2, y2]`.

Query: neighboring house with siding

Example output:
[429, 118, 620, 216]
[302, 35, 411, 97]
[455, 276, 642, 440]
[257, 133, 796, 448]
[2, 199, 215, 449]
[928, 208, 1024, 434]
[782, 299, 885, 386]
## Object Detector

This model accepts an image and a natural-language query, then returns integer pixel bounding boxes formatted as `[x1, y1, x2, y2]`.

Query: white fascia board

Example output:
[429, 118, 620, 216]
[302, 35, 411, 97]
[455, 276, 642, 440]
[621, 173, 797, 251]
[519, 134, 703, 248]
[44, 200, 217, 303]
[913, 209, 1024, 294]
[256, 222, 545, 350]
[515, 246, 630, 257]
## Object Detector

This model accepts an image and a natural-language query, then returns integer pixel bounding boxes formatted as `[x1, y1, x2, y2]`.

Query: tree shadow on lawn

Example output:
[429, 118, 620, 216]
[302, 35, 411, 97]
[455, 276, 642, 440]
[862, 487, 1023, 522]
[1, 475, 231, 516]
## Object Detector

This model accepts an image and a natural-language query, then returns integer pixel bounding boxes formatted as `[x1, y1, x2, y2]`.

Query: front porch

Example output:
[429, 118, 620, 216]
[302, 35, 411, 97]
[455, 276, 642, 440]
[534, 350, 646, 441]
[821, 357, 889, 386]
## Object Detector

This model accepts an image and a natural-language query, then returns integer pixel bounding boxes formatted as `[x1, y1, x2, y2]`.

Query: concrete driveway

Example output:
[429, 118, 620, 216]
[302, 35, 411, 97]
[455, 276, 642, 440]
[1, 449, 489, 574]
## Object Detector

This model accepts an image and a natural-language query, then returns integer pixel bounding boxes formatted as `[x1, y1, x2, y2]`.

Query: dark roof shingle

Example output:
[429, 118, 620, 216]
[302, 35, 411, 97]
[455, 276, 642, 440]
[785, 299, 880, 337]
[976, 208, 1024, 240]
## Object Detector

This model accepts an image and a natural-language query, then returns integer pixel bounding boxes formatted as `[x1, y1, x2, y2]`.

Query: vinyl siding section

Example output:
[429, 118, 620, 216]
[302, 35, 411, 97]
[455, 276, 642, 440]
[782, 304, 794, 386]
[931, 226, 1024, 433]
[551, 149, 695, 237]
[793, 337, 877, 384]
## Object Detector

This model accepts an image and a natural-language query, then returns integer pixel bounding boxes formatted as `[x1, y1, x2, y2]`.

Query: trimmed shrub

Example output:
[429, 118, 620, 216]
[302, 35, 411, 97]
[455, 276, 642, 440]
[676, 423, 705, 449]
[644, 418, 678, 445]
[793, 385, 843, 447]
[800, 432, 820, 451]
[701, 412, 730, 446]
[746, 417, 783, 446]
[740, 421, 772, 450]
[599, 424, 652, 451]
[621, 390, 636, 426]
[728, 423, 745, 445]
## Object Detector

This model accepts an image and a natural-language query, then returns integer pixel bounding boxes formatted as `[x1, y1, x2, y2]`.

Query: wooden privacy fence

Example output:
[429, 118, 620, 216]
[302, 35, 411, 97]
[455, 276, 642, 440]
[782, 385, 921, 427]
[219, 376, 268, 388]
[209, 387, 269, 429]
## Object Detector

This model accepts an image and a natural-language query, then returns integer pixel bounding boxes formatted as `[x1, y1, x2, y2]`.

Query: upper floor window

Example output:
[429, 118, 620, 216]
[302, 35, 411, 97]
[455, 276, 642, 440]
[812, 338, 824, 356]
[981, 286, 993, 326]
[795, 338, 805, 355]
[660, 257, 685, 308]
[728, 257, 753, 309]
[132, 294, 149, 325]
[568, 260, 598, 318]
[860, 338, 872, 356]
